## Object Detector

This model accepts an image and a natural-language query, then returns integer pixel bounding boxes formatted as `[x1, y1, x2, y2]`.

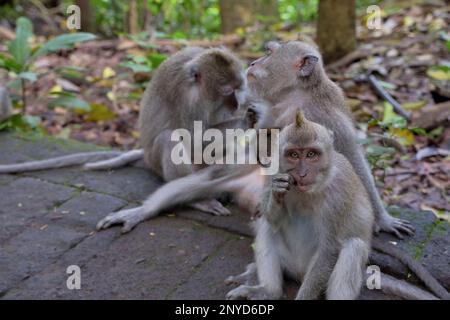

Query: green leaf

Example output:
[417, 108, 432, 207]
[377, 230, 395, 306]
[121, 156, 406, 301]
[32, 32, 96, 60]
[401, 101, 427, 111]
[381, 102, 407, 128]
[77, 103, 117, 122]
[427, 65, 450, 81]
[0, 113, 41, 132]
[120, 61, 152, 73]
[148, 53, 167, 68]
[0, 53, 22, 72]
[18, 71, 37, 82]
[48, 95, 91, 111]
[8, 17, 33, 70]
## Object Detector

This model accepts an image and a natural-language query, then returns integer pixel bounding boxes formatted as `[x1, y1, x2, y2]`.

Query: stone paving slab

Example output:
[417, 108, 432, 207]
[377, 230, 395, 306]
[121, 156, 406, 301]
[0, 132, 449, 300]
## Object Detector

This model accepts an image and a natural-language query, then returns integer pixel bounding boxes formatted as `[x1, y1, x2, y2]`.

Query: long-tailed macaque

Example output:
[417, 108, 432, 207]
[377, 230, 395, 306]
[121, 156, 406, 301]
[245, 41, 414, 238]
[227, 113, 373, 300]
[226, 113, 450, 300]
[0, 47, 252, 217]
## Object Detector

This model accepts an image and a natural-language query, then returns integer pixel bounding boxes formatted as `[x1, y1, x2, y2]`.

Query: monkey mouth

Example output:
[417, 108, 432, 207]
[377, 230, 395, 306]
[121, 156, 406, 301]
[290, 175, 312, 192]
[246, 72, 256, 81]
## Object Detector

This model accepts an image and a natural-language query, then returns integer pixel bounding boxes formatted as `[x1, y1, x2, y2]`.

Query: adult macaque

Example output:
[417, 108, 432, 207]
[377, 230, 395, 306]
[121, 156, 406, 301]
[245, 40, 414, 238]
[0, 47, 250, 216]
[227, 113, 373, 300]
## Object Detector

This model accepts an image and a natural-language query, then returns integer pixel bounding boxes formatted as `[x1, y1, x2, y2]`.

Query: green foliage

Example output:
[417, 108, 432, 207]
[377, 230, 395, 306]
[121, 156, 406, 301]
[0, 16, 95, 119]
[279, 0, 318, 23]
[0, 114, 42, 132]
[120, 52, 167, 75]
[48, 92, 91, 112]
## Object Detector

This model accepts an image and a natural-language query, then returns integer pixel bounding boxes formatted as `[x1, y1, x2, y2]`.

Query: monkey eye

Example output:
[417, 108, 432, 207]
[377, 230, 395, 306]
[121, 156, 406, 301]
[289, 151, 299, 158]
[265, 49, 272, 56]
[306, 150, 318, 158]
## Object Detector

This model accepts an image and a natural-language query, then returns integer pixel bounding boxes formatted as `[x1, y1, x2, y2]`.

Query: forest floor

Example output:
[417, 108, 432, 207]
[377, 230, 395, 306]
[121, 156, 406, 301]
[0, 2, 448, 220]
[0, 132, 449, 299]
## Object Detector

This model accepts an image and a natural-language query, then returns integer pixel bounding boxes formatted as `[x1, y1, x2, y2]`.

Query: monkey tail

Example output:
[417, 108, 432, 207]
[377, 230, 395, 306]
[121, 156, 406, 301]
[373, 273, 439, 300]
[83, 150, 144, 170]
[372, 238, 450, 300]
[0, 151, 123, 173]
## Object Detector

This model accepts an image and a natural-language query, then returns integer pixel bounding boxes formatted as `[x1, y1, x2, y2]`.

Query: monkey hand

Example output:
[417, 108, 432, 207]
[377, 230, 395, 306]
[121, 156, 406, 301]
[96, 206, 147, 233]
[271, 173, 291, 203]
[375, 210, 415, 239]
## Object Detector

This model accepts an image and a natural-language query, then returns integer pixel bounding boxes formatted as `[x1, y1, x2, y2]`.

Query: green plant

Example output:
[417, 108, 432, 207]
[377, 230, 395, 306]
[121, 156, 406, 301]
[0, 17, 96, 114]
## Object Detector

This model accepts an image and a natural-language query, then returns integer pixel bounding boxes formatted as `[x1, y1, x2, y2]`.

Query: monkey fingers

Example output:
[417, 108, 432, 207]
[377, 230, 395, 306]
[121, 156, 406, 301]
[226, 285, 271, 300]
[379, 215, 415, 239]
[189, 199, 232, 216]
[96, 206, 146, 233]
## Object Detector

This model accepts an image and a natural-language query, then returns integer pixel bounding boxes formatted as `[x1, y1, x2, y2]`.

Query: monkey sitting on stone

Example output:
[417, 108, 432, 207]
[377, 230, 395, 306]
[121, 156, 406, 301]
[226, 112, 373, 300]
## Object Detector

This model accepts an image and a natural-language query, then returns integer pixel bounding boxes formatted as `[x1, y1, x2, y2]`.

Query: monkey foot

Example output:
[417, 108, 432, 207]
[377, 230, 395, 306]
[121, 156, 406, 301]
[376, 214, 415, 239]
[96, 206, 146, 233]
[226, 285, 277, 300]
[225, 263, 257, 286]
[189, 199, 232, 216]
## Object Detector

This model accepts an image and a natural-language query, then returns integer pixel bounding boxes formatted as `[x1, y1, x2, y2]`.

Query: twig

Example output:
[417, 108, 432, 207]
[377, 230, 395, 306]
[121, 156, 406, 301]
[367, 74, 411, 120]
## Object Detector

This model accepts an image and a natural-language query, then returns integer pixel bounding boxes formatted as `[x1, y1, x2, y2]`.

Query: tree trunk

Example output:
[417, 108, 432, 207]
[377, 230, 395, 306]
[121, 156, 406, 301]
[219, 0, 277, 34]
[316, 0, 356, 63]
[126, 0, 140, 34]
[75, 0, 95, 32]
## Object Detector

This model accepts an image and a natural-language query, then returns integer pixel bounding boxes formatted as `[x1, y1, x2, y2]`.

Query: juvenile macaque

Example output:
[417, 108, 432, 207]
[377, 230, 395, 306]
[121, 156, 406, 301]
[245, 40, 414, 238]
[226, 113, 373, 300]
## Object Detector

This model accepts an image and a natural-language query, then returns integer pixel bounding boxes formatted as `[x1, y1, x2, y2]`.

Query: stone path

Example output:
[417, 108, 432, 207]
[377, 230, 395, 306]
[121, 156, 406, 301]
[0, 132, 448, 299]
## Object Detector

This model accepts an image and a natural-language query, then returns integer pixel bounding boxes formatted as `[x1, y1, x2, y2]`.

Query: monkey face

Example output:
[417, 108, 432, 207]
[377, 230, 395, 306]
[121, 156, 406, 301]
[247, 41, 321, 100]
[282, 147, 327, 192]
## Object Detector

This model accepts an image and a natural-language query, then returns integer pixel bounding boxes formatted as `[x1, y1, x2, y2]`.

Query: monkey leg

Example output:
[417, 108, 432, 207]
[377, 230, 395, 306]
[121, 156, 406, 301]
[97, 164, 255, 233]
[326, 237, 369, 300]
[225, 263, 257, 286]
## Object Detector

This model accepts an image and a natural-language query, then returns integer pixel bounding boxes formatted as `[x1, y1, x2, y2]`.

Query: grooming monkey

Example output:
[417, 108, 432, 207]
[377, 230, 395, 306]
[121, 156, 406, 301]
[245, 40, 414, 238]
[226, 113, 450, 300]
[227, 112, 373, 300]
[0, 47, 253, 217]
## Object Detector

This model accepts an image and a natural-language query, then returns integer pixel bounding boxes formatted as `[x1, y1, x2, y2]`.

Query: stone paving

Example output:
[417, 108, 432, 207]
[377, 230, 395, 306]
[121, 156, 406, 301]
[0, 132, 448, 299]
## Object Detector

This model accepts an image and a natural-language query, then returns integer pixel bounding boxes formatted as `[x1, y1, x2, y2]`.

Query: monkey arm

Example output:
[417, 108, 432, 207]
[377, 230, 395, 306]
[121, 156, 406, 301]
[295, 236, 340, 300]
[259, 179, 286, 227]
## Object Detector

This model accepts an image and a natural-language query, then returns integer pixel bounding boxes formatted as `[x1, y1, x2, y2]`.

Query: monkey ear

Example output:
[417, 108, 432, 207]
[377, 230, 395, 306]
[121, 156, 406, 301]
[188, 64, 201, 83]
[295, 55, 319, 77]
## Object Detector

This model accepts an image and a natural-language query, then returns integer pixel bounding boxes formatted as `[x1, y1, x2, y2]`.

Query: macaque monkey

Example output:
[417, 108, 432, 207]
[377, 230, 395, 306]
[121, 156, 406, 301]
[245, 40, 414, 238]
[0, 47, 251, 216]
[227, 112, 373, 300]
[0, 87, 12, 122]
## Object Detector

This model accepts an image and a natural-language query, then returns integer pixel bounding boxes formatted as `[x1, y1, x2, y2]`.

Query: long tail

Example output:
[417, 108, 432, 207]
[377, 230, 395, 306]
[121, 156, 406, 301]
[0, 151, 123, 173]
[376, 273, 438, 300]
[83, 150, 144, 170]
[372, 238, 450, 299]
